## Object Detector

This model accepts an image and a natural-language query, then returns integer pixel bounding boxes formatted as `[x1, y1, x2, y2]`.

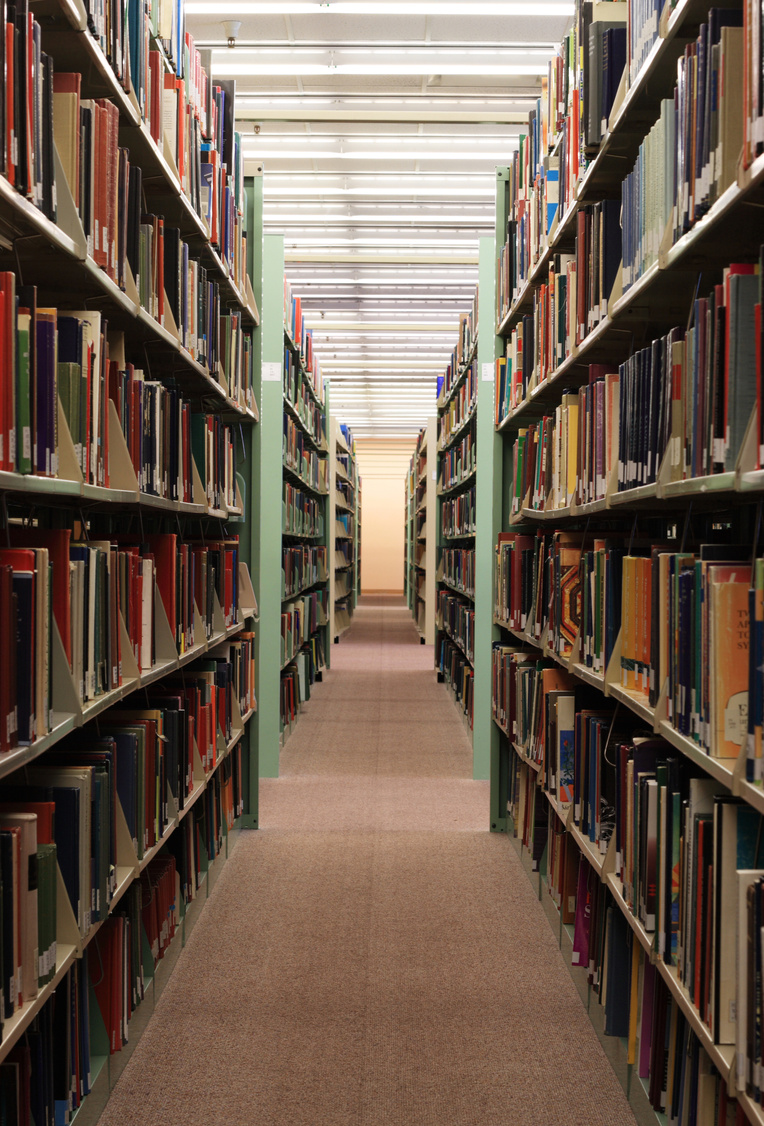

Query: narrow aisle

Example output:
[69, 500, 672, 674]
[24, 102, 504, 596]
[98, 597, 637, 1126]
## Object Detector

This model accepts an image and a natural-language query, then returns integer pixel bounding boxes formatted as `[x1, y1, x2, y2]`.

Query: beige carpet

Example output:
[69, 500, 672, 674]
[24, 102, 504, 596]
[97, 595, 637, 1126]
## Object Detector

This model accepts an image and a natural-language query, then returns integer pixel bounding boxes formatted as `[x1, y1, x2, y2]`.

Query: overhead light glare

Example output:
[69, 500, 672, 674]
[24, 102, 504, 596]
[187, 2, 572, 14]
[216, 63, 546, 76]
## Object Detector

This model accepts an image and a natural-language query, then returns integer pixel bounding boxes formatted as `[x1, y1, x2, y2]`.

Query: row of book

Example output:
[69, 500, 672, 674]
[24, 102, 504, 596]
[497, 0, 753, 338]
[335, 511, 354, 541]
[335, 541, 353, 569]
[437, 296, 477, 405]
[283, 415, 328, 494]
[439, 428, 475, 494]
[0, 738, 244, 1114]
[282, 545, 327, 600]
[283, 281, 324, 407]
[619, 261, 762, 489]
[623, 18, 743, 285]
[281, 591, 327, 670]
[283, 484, 324, 539]
[107, 360, 241, 507]
[496, 0, 627, 324]
[497, 0, 667, 324]
[0, 529, 241, 744]
[493, 525, 760, 762]
[493, 530, 581, 660]
[440, 486, 476, 540]
[335, 477, 354, 512]
[456, 296, 478, 369]
[439, 547, 475, 599]
[52, 78, 249, 356]
[503, 724, 764, 1103]
[280, 634, 325, 730]
[437, 636, 474, 728]
[577, 535, 753, 764]
[284, 348, 327, 450]
[498, 0, 763, 339]
[0, 276, 253, 484]
[506, 367, 620, 513]
[438, 362, 476, 450]
[496, 153, 559, 323]
[0, 651, 248, 941]
[56, 10, 249, 284]
[496, 206, 621, 425]
[499, 250, 763, 500]
[436, 590, 474, 664]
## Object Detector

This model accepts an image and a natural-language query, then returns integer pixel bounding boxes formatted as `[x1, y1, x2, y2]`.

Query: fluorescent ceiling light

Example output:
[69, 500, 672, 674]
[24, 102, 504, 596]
[288, 280, 476, 288]
[250, 134, 519, 143]
[287, 237, 476, 246]
[311, 331, 456, 338]
[187, 2, 572, 14]
[323, 360, 439, 368]
[306, 314, 462, 320]
[244, 148, 513, 159]
[217, 63, 546, 75]
[236, 95, 538, 103]
[215, 47, 554, 58]
[261, 185, 497, 196]
[264, 173, 494, 182]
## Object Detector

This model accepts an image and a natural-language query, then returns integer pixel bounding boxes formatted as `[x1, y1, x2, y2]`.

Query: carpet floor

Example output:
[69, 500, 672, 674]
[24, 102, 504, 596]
[97, 595, 638, 1126]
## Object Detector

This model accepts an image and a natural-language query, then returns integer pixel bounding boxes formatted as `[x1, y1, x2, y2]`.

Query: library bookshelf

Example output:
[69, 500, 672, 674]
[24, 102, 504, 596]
[329, 418, 359, 643]
[256, 234, 330, 775]
[0, 6, 262, 1117]
[405, 451, 416, 613]
[408, 420, 436, 645]
[488, 0, 764, 1120]
[435, 314, 476, 733]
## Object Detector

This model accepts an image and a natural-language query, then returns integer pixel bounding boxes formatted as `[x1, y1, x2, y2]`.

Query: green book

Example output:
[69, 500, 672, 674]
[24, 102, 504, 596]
[58, 361, 82, 472]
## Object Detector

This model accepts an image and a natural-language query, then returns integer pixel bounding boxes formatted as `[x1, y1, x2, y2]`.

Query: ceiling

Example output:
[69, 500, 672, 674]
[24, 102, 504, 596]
[185, 1, 573, 438]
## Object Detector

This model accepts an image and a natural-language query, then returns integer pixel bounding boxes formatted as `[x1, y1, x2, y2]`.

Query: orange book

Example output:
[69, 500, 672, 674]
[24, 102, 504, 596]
[708, 564, 750, 757]
[621, 555, 636, 691]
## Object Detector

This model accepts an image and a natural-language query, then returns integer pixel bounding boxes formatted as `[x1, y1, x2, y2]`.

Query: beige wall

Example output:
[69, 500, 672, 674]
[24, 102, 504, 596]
[355, 439, 416, 593]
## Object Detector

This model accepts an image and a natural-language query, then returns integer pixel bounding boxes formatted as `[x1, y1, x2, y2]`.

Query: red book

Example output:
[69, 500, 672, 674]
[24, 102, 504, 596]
[145, 534, 177, 645]
[91, 103, 106, 268]
[576, 210, 588, 346]
[175, 78, 186, 186]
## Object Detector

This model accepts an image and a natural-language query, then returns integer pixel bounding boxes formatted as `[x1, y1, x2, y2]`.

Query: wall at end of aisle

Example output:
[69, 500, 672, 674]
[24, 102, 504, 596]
[355, 439, 416, 594]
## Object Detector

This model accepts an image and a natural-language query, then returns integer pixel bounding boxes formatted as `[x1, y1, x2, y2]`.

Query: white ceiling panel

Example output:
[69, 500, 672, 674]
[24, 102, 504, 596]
[187, 2, 571, 436]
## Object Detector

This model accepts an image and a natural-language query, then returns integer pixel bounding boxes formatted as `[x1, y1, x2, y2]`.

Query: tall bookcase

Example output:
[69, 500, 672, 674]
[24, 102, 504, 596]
[0, 6, 262, 1118]
[256, 233, 330, 775]
[434, 274, 496, 781]
[409, 420, 436, 644]
[356, 475, 362, 602]
[329, 417, 358, 642]
[488, 1, 764, 1121]
[405, 446, 416, 613]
